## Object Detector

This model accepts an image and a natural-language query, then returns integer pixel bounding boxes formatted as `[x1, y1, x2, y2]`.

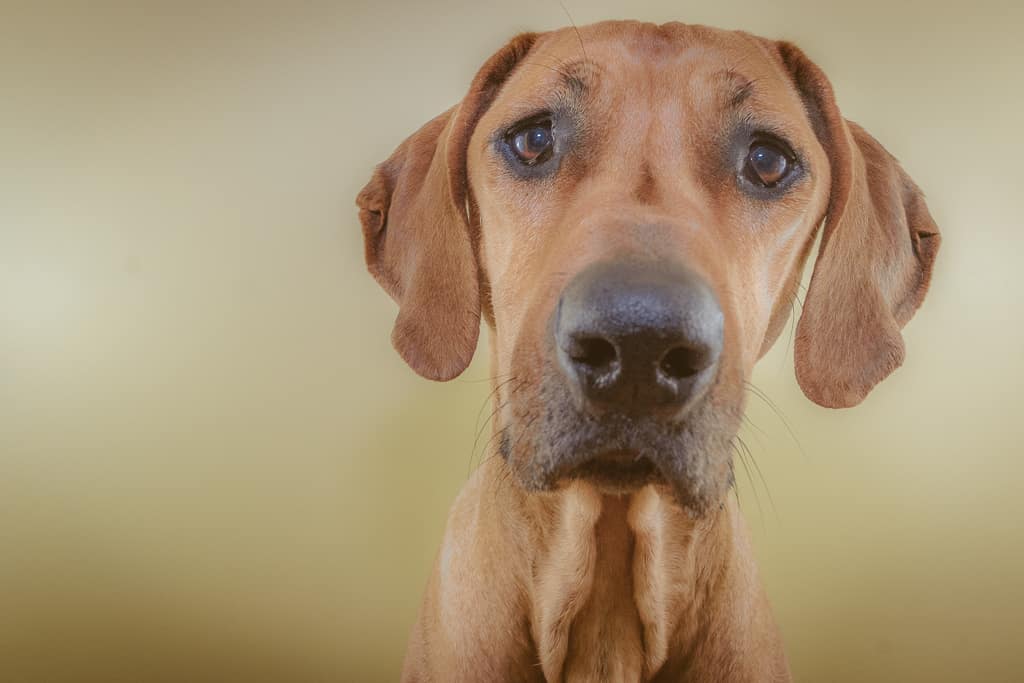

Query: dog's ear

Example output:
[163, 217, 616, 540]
[770, 42, 941, 408]
[356, 33, 538, 380]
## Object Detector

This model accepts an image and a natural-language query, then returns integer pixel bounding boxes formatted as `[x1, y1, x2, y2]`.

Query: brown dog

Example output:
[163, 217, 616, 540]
[357, 20, 939, 682]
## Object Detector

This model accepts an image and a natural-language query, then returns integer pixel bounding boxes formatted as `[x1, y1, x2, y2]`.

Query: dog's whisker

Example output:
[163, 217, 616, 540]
[557, 0, 589, 63]
[468, 377, 522, 475]
[473, 375, 520, 434]
[732, 440, 765, 532]
[783, 296, 797, 364]
[469, 401, 505, 475]
[474, 424, 512, 473]
[519, 60, 576, 81]
[471, 389, 528, 475]
[476, 434, 509, 468]
[470, 389, 522, 470]
[457, 370, 517, 384]
[472, 403, 525, 474]
[743, 380, 808, 460]
[728, 458, 742, 513]
[737, 434, 779, 526]
[498, 413, 540, 481]
[741, 412, 767, 439]
[792, 287, 805, 311]
[492, 442, 525, 498]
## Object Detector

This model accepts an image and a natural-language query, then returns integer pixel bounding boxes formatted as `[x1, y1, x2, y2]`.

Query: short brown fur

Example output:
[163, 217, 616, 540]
[357, 20, 939, 682]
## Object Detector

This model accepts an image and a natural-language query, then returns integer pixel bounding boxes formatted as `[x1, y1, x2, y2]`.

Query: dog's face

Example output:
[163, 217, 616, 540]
[358, 22, 940, 513]
[468, 25, 831, 510]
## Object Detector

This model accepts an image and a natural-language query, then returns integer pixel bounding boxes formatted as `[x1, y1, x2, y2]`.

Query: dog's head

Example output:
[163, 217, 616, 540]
[357, 21, 940, 514]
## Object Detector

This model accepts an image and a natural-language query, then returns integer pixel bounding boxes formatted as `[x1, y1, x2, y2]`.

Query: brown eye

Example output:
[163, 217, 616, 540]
[744, 140, 793, 187]
[509, 121, 553, 165]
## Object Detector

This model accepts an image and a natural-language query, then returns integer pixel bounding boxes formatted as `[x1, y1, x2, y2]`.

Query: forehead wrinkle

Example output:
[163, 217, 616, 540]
[706, 62, 810, 144]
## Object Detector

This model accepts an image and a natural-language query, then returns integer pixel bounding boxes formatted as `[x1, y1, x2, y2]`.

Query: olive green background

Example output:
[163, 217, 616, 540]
[2, 1, 1021, 681]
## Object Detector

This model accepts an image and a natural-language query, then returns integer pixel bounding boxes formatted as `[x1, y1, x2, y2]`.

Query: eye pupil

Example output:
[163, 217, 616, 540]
[745, 142, 791, 187]
[510, 121, 554, 165]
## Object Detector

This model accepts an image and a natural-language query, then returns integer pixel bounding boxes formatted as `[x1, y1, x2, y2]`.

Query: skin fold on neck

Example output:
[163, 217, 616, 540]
[447, 453, 771, 682]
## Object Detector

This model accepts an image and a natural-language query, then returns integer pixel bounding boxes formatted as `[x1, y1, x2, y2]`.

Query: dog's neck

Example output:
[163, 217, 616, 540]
[528, 482, 709, 681]
[459, 456, 783, 682]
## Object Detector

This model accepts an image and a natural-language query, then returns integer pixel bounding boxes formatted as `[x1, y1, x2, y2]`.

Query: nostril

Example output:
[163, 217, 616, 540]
[659, 345, 711, 380]
[569, 336, 618, 371]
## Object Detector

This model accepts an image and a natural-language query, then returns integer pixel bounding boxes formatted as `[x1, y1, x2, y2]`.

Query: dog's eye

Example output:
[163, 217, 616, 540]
[743, 139, 794, 188]
[508, 120, 554, 166]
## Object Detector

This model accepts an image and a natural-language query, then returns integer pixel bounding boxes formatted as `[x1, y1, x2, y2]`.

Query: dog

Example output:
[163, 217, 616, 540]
[356, 20, 940, 682]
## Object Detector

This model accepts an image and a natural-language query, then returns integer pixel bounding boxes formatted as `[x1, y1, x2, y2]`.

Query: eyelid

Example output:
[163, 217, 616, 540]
[502, 112, 555, 139]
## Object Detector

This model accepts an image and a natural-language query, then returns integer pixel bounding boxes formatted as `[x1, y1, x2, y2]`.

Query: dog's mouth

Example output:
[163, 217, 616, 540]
[502, 364, 742, 514]
[562, 450, 663, 492]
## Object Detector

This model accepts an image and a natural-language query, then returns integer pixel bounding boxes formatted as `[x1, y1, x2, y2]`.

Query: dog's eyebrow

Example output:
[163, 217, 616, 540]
[721, 70, 758, 109]
[562, 61, 590, 95]
[564, 72, 587, 96]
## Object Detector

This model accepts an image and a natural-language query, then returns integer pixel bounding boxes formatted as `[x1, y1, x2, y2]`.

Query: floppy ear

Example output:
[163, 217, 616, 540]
[772, 42, 941, 408]
[356, 33, 538, 380]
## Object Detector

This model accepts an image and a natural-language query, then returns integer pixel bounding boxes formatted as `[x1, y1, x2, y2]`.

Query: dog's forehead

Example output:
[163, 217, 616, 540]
[488, 22, 794, 121]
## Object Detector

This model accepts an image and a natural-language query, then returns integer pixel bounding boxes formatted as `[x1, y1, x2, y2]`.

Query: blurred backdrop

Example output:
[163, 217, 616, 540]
[2, 1, 1022, 681]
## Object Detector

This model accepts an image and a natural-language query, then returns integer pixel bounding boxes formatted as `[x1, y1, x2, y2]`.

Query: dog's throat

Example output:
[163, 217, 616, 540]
[531, 484, 687, 682]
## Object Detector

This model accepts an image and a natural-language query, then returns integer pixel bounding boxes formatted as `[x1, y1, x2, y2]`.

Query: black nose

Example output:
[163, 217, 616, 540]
[554, 260, 724, 416]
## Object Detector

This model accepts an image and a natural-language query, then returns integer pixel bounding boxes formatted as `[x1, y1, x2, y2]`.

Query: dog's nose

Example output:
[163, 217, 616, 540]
[555, 260, 723, 416]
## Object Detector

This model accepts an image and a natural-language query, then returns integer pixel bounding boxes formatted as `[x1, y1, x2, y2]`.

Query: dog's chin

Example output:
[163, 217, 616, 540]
[559, 450, 665, 494]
